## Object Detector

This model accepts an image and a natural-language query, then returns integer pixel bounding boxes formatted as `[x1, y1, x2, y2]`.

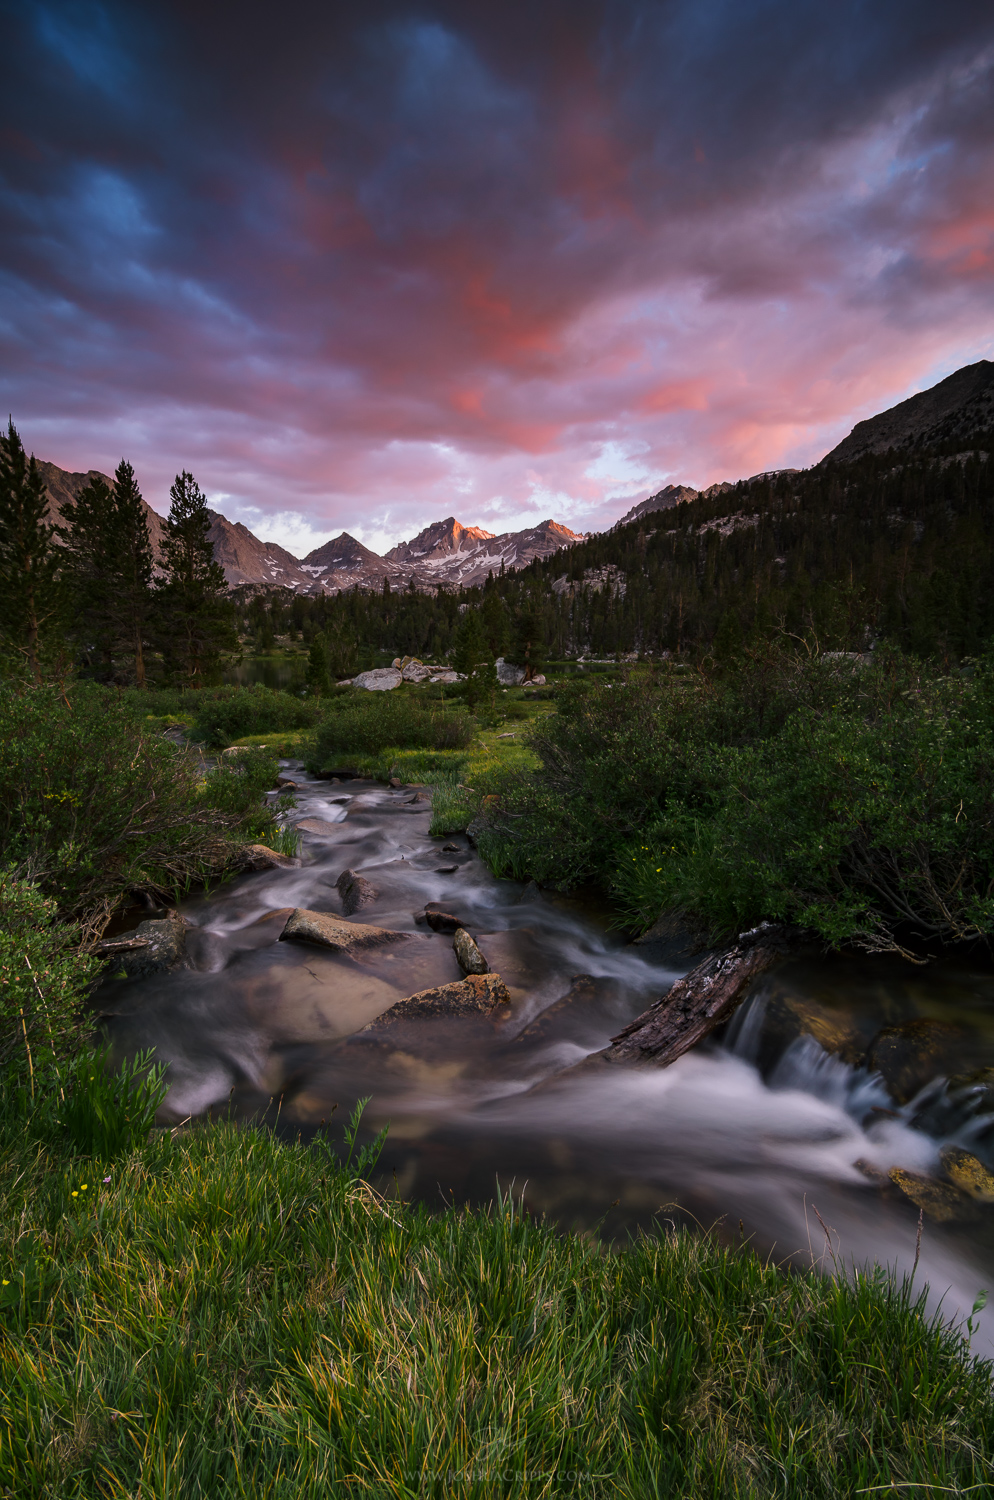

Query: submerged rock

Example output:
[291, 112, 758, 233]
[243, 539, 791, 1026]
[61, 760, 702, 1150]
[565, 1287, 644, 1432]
[360, 973, 510, 1035]
[868, 1019, 967, 1106]
[940, 1147, 994, 1203]
[279, 908, 406, 954]
[453, 927, 489, 975]
[335, 868, 378, 915]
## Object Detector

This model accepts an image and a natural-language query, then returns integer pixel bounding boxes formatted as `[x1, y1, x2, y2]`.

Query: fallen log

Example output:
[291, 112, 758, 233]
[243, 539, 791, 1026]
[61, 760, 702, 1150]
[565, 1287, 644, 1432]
[606, 923, 799, 1068]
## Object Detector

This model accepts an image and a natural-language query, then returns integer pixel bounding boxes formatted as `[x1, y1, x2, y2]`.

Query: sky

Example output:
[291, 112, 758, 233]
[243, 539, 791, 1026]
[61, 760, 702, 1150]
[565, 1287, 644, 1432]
[2, 0, 993, 556]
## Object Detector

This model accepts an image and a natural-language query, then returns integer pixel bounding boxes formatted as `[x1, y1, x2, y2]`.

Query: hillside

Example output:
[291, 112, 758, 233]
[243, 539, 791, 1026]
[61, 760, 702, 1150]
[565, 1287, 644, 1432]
[822, 360, 994, 463]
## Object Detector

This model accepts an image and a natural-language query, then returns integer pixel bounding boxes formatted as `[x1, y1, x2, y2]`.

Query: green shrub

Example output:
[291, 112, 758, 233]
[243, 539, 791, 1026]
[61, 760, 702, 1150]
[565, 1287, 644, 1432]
[306, 691, 475, 768]
[477, 651, 994, 954]
[190, 685, 321, 748]
[0, 684, 284, 934]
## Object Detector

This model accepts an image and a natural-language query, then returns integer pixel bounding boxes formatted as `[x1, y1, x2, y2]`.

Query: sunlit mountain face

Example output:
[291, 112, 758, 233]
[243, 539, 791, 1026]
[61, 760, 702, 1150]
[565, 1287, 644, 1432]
[3, 0, 993, 550]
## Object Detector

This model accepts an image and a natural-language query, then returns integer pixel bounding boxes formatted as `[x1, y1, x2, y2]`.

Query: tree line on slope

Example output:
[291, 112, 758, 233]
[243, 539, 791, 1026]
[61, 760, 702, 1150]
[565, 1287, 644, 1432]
[249, 437, 994, 667]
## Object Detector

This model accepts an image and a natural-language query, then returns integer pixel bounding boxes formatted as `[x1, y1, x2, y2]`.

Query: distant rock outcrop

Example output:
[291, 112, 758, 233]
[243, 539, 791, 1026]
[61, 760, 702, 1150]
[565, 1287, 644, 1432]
[206, 510, 316, 591]
[822, 360, 994, 464]
[615, 484, 699, 528]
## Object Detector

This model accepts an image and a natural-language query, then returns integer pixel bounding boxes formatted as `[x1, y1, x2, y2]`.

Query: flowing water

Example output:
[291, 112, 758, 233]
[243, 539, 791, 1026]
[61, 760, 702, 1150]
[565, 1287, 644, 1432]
[98, 763, 994, 1359]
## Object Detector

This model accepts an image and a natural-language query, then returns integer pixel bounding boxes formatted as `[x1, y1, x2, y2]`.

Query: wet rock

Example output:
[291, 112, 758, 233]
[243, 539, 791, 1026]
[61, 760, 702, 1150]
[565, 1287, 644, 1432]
[248, 907, 295, 926]
[389, 777, 403, 788]
[888, 1167, 975, 1223]
[509, 975, 627, 1048]
[868, 1019, 967, 1106]
[631, 912, 702, 968]
[436, 864, 458, 874]
[407, 791, 432, 805]
[453, 928, 489, 975]
[853, 1158, 893, 1190]
[360, 973, 510, 1035]
[495, 657, 525, 686]
[425, 908, 462, 933]
[519, 880, 543, 904]
[758, 990, 869, 1071]
[238, 843, 301, 871]
[276, 775, 298, 789]
[441, 843, 460, 852]
[353, 667, 403, 692]
[335, 868, 378, 915]
[279, 908, 407, 954]
[111, 911, 192, 979]
[940, 1147, 994, 1203]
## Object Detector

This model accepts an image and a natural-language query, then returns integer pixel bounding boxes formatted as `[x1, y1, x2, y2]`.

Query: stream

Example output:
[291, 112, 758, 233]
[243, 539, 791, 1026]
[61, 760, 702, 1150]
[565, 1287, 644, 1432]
[98, 762, 994, 1360]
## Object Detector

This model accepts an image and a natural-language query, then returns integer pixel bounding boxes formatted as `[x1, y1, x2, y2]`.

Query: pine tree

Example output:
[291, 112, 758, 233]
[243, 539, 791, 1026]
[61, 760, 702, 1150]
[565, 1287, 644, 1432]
[306, 632, 332, 696]
[452, 609, 496, 711]
[57, 473, 118, 676]
[0, 420, 62, 682]
[60, 460, 154, 685]
[510, 604, 546, 681]
[156, 471, 235, 685]
[111, 460, 154, 687]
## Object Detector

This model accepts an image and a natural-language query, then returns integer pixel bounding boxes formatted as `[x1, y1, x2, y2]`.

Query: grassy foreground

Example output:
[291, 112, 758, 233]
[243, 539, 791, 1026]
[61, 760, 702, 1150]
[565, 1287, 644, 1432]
[1, 1121, 992, 1499]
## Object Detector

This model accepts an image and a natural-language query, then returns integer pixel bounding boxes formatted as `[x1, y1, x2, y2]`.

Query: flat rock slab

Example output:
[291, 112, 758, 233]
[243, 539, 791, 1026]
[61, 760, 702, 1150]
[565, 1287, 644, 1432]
[360, 973, 510, 1035]
[279, 908, 408, 954]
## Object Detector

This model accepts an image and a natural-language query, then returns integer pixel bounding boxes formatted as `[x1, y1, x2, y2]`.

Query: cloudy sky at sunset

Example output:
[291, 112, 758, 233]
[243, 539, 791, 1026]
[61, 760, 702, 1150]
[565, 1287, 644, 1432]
[2, 0, 993, 554]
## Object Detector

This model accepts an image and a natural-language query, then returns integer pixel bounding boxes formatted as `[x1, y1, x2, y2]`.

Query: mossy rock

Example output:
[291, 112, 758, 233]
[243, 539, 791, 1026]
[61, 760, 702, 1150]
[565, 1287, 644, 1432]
[888, 1168, 977, 1224]
[868, 1019, 967, 1105]
[940, 1147, 994, 1203]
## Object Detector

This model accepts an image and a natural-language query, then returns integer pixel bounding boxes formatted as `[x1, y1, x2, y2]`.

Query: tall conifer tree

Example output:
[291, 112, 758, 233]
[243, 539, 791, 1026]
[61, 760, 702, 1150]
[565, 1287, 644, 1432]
[156, 471, 235, 685]
[0, 421, 61, 682]
[58, 460, 155, 684]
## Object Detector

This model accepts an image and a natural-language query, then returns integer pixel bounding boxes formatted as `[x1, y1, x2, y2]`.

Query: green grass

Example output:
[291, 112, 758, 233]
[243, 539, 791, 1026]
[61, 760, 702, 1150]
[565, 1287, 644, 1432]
[0, 1119, 991, 1498]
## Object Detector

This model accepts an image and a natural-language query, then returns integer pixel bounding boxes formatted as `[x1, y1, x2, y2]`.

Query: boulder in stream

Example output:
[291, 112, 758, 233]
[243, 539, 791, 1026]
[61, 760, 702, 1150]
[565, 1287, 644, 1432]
[336, 868, 378, 915]
[239, 843, 301, 871]
[453, 928, 489, 975]
[103, 911, 192, 979]
[279, 908, 407, 954]
[888, 1167, 976, 1223]
[868, 1019, 967, 1106]
[360, 973, 510, 1035]
[425, 907, 463, 933]
[940, 1147, 994, 1203]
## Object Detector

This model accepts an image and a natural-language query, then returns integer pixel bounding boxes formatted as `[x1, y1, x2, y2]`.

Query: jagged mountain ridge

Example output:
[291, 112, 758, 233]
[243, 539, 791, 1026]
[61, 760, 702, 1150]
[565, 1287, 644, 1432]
[36, 463, 586, 594]
[36, 358, 994, 597]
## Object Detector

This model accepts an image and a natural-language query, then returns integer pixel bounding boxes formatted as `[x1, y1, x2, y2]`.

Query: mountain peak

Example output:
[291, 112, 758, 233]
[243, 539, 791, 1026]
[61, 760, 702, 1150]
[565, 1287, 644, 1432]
[823, 360, 994, 464]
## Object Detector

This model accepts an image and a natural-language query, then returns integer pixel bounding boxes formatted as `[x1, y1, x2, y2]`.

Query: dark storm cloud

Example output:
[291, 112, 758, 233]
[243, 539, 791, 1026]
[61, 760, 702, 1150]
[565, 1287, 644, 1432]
[1, 0, 992, 548]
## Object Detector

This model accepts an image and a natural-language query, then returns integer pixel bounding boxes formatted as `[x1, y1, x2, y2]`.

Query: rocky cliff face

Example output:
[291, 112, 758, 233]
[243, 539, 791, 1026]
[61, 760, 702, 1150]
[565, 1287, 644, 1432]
[615, 484, 700, 527]
[822, 360, 994, 464]
[205, 510, 318, 590]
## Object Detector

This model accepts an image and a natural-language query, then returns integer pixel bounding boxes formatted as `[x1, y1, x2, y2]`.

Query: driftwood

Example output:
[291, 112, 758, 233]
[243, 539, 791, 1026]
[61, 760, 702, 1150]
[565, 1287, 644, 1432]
[92, 937, 151, 956]
[605, 923, 798, 1068]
